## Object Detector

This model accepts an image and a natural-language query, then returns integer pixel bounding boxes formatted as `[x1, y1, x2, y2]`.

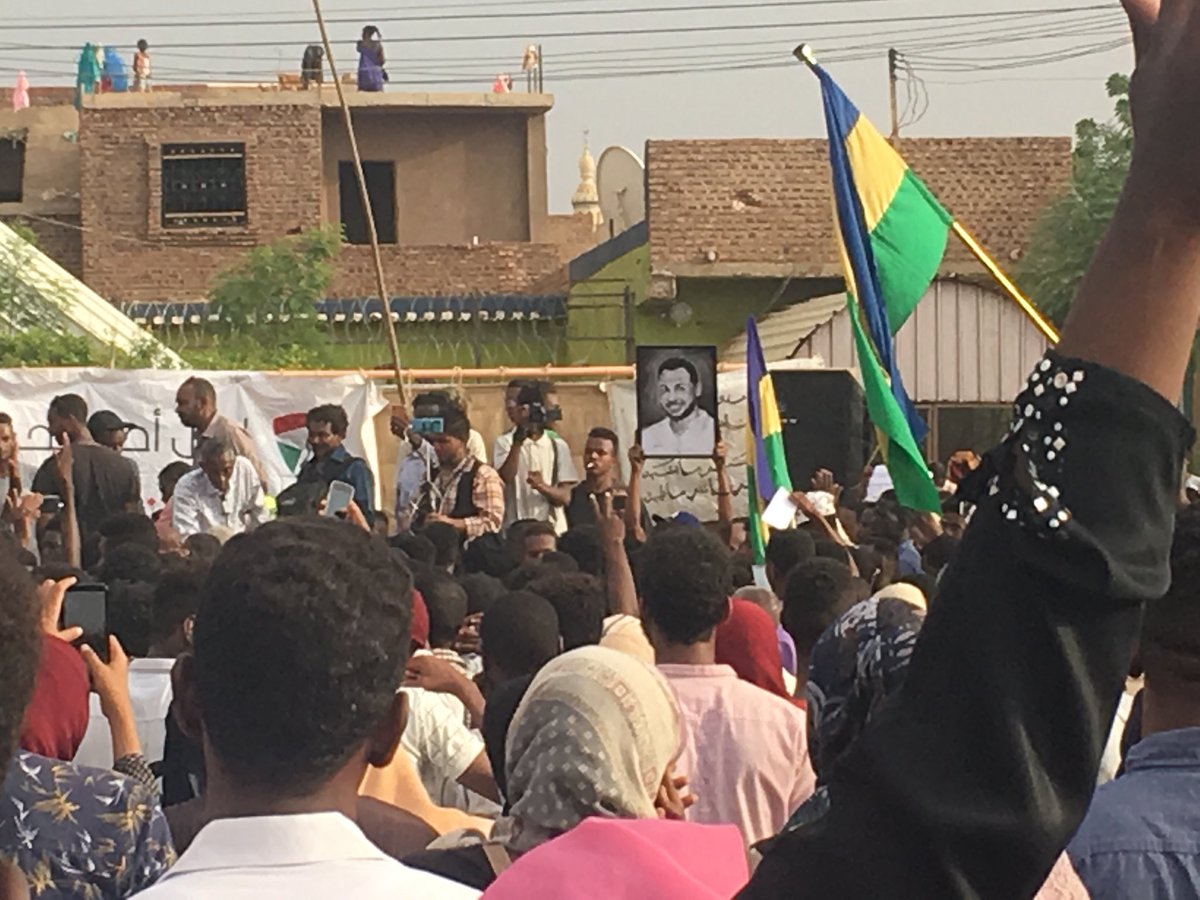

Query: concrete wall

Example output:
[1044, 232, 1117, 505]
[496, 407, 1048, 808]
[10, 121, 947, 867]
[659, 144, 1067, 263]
[0, 104, 84, 276]
[321, 109, 535, 244]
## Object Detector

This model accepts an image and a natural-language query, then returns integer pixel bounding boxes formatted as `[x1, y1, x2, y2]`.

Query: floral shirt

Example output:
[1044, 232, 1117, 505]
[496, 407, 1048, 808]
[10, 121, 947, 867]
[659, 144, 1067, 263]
[0, 752, 175, 899]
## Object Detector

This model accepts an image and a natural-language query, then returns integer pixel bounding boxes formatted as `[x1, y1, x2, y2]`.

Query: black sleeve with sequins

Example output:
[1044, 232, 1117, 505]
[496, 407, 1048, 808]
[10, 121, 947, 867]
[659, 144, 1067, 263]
[741, 352, 1194, 900]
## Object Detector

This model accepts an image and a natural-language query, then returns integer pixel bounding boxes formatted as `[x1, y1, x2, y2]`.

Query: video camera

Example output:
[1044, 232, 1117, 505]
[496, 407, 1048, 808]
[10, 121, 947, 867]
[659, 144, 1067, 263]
[526, 401, 563, 428]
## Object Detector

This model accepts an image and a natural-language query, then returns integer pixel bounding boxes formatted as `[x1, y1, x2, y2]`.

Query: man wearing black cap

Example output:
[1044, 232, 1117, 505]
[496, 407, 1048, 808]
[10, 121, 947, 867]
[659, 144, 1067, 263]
[87, 410, 137, 454]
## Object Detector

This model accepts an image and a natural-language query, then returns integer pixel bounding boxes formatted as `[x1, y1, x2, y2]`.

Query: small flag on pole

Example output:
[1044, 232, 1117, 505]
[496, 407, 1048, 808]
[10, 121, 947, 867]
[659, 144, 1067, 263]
[745, 316, 794, 566]
[808, 56, 943, 512]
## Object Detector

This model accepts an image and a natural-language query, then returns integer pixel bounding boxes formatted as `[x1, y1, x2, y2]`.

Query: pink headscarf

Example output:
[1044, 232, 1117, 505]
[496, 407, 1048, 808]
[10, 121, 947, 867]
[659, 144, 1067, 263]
[482, 818, 748, 900]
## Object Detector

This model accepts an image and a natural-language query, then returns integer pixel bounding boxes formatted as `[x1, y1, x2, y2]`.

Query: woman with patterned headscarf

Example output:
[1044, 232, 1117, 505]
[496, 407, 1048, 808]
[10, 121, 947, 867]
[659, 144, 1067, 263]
[405, 646, 746, 894]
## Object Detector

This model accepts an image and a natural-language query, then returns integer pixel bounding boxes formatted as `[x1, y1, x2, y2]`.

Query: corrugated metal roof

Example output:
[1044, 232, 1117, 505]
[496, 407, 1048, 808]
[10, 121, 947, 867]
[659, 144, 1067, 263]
[721, 294, 846, 363]
[794, 280, 1050, 404]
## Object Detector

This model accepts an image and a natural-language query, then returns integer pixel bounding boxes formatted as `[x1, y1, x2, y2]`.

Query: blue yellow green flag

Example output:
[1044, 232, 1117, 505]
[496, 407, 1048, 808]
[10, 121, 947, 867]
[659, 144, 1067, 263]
[745, 316, 793, 566]
[813, 61, 943, 513]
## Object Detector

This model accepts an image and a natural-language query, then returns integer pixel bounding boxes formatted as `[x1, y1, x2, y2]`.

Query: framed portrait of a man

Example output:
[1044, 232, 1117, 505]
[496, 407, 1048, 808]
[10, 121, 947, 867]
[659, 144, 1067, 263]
[636, 345, 719, 459]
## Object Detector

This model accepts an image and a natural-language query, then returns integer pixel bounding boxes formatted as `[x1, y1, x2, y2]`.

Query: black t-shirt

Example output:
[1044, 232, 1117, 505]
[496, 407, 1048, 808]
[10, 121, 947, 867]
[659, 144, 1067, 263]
[403, 845, 497, 892]
[564, 482, 651, 536]
[32, 443, 141, 538]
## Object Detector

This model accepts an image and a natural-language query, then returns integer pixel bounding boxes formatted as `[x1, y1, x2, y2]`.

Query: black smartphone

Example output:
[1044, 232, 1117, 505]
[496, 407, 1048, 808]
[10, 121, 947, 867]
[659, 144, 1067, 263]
[62, 583, 108, 663]
[40, 495, 63, 515]
[612, 494, 628, 513]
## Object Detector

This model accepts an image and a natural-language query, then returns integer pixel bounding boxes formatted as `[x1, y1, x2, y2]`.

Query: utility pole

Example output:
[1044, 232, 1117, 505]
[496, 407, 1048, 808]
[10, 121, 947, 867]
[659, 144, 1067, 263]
[888, 48, 900, 141]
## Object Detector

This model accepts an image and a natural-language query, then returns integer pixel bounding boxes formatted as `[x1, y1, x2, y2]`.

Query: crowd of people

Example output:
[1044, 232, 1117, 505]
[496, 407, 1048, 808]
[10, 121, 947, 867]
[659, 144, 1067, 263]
[0, 1, 1198, 897]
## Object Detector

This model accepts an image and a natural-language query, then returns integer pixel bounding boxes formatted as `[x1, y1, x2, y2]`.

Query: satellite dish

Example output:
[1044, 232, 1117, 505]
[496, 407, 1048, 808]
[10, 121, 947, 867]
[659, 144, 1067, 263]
[597, 146, 646, 237]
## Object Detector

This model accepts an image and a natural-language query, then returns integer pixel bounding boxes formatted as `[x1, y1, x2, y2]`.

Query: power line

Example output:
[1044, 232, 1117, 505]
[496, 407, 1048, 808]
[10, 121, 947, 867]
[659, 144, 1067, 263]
[0, 6, 1114, 51]
[0, 0, 917, 31]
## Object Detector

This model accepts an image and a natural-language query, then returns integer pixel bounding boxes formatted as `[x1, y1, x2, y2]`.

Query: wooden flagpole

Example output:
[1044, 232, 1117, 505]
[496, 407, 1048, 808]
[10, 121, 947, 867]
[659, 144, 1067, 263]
[312, 0, 410, 403]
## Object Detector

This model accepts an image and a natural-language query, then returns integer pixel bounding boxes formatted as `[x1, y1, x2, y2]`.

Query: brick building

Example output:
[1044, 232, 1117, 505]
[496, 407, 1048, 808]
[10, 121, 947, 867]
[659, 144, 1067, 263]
[1, 86, 598, 316]
[75, 88, 596, 305]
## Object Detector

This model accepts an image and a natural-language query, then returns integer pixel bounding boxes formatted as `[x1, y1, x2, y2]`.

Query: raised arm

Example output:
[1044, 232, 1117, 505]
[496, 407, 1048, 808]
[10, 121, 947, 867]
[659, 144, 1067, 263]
[743, 5, 1200, 897]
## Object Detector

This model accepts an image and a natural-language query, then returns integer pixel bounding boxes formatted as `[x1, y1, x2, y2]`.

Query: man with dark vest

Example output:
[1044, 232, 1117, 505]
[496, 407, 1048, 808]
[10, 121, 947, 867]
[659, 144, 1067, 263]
[295, 404, 377, 525]
[415, 392, 504, 543]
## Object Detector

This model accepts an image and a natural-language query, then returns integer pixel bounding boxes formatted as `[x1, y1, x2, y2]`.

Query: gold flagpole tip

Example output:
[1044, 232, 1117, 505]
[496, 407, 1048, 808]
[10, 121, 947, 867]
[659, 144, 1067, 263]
[794, 44, 818, 67]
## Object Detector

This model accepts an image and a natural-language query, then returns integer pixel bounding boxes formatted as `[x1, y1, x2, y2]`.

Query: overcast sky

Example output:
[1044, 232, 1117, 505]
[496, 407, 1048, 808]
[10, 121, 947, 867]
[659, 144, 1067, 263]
[1, 0, 1132, 212]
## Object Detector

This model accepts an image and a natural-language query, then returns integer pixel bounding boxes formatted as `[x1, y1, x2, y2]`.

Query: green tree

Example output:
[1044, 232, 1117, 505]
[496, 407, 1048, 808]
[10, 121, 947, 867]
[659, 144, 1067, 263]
[1018, 74, 1132, 324]
[195, 226, 342, 368]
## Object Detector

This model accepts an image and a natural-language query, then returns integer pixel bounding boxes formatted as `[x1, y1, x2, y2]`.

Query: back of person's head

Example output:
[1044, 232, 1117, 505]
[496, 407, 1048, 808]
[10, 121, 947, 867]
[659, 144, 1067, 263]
[108, 580, 155, 657]
[98, 512, 159, 554]
[848, 544, 882, 586]
[0, 550, 42, 765]
[158, 461, 192, 498]
[781, 559, 857, 659]
[462, 532, 517, 579]
[895, 573, 938, 609]
[414, 571, 468, 649]
[636, 527, 732, 646]
[813, 539, 852, 567]
[503, 551, 580, 591]
[420, 522, 462, 571]
[191, 519, 412, 795]
[152, 559, 208, 654]
[732, 585, 782, 625]
[482, 674, 534, 807]
[49, 393, 88, 424]
[391, 533, 437, 568]
[458, 572, 505, 617]
[557, 526, 604, 577]
[184, 532, 222, 564]
[98, 543, 163, 585]
[526, 572, 606, 650]
[730, 556, 755, 590]
[765, 531, 816, 582]
[480, 591, 561, 682]
[922, 534, 959, 576]
[1144, 506, 1200, 699]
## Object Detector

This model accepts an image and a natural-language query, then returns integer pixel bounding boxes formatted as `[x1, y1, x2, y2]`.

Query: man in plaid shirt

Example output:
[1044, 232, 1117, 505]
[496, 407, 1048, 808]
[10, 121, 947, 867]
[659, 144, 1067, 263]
[416, 392, 505, 541]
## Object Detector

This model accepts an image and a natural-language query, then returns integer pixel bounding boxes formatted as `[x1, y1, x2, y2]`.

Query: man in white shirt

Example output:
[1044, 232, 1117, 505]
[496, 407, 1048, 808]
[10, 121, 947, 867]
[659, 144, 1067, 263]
[172, 439, 268, 538]
[75, 561, 204, 771]
[493, 382, 577, 534]
[137, 518, 477, 899]
[642, 356, 717, 458]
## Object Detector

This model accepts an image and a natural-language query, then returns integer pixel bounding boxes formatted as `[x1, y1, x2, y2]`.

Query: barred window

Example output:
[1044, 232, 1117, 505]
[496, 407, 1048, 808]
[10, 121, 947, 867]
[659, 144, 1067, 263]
[161, 142, 247, 228]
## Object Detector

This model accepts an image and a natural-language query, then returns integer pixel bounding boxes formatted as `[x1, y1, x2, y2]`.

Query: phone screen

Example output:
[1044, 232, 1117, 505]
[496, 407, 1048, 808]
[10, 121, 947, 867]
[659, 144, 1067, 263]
[410, 416, 445, 436]
[40, 495, 63, 515]
[63, 585, 108, 662]
[324, 481, 355, 518]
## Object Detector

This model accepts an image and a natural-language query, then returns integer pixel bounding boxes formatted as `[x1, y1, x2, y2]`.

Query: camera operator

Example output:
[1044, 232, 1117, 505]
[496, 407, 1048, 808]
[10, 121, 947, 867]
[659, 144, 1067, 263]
[493, 382, 577, 535]
[410, 392, 504, 541]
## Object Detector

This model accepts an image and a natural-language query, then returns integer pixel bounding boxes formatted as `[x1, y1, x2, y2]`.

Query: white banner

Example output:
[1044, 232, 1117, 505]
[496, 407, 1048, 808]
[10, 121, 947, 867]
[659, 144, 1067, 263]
[0, 368, 386, 513]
